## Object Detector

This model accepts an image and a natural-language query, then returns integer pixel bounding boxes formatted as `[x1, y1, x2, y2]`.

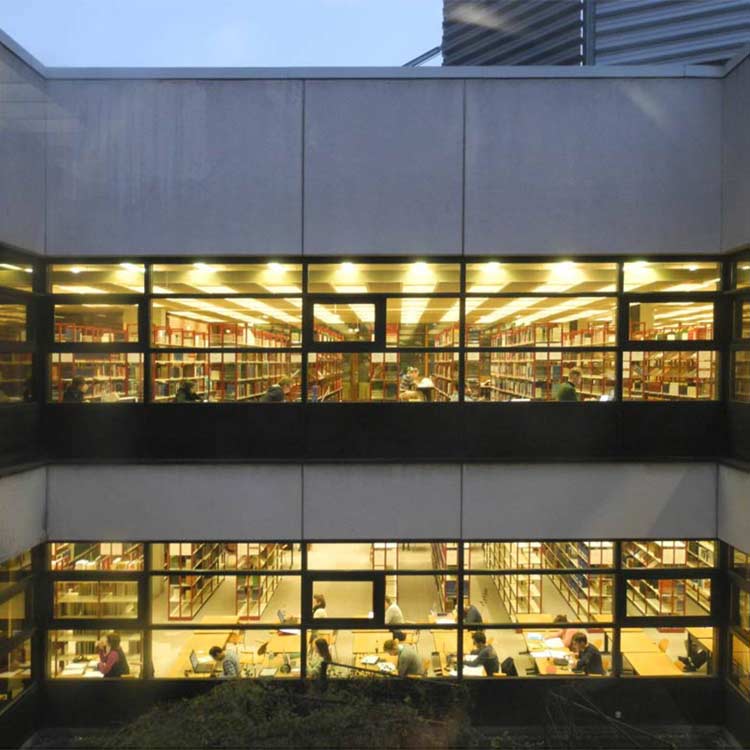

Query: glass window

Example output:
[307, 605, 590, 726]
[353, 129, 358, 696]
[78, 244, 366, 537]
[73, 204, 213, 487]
[152, 628, 298, 679]
[152, 263, 302, 294]
[623, 261, 720, 292]
[736, 262, 750, 289]
[152, 352, 301, 403]
[0, 638, 31, 701]
[735, 589, 750, 638]
[470, 542, 615, 571]
[739, 301, 750, 339]
[152, 542, 300, 571]
[733, 548, 750, 581]
[309, 582, 374, 619]
[385, 575, 455, 625]
[465, 297, 616, 348]
[0, 353, 32, 402]
[735, 351, 750, 403]
[0, 304, 26, 342]
[629, 302, 714, 341]
[319, 628, 451, 679]
[50, 263, 145, 294]
[622, 627, 713, 677]
[152, 298, 301, 347]
[0, 591, 27, 645]
[622, 540, 716, 568]
[50, 543, 144, 571]
[625, 578, 711, 617]
[622, 350, 717, 401]
[54, 304, 138, 343]
[308, 262, 460, 294]
[386, 298, 460, 347]
[466, 262, 617, 294]
[466, 351, 616, 402]
[49, 352, 143, 403]
[49, 630, 141, 678]
[53, 581, 139, 619]
[731, 634, 750, 698]
[0, 262, 33, 292]
[313, 303, 375, 343]
[307, 542, 444, 571]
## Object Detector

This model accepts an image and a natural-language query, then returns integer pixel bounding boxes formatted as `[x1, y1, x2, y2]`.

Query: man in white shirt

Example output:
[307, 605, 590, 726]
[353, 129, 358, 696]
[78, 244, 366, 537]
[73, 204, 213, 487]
[385, 596, 405, 625]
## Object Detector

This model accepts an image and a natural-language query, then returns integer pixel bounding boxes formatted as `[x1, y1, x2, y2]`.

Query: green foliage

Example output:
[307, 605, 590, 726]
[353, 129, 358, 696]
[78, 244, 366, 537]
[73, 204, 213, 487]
[97, 680, 484, 749]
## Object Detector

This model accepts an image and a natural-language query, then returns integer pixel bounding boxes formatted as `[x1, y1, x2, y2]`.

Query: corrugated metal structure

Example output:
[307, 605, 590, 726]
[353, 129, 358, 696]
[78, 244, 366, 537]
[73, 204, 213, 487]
[594, 0, 750, 65]
[442, 0, 585, 65]
[441, 0, 750, 66]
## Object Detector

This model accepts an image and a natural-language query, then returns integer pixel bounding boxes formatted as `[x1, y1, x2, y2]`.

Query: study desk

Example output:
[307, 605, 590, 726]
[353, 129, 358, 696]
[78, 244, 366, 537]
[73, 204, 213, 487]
[57, 660, 104, 679]
[163, 631, 233, 678]
[619, 631, 661, 654]
[687, 627, 713, 654]
[515, 613, 555, 624]
[623, 651, 682, 676]
[266, 632, 304, 655]
[351, 630, 416, 656]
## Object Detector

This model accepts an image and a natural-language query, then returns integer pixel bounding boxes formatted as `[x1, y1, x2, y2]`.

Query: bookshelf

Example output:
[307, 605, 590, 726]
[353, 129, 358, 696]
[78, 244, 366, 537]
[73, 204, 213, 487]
[734, 351, 750, 402]
[369, 354, 400, 400]
[165, 543, 225, 621]
[50, 353, 142, 402]
[687, 540, 716, 568]
[55, 320, 138, 344]
[0, 353, 31, 400]
[685, 579, 712, 613]
[731, 635, 750, 699]
[622, 350, 716, 400]
[627, 578, 686, 616]
[371, 543, 398, 600]
[544, 542, 614, 570]
[50, 543, 143, 571]
[622, 540, 687, 568]
[235, 543, 294, 620]
[431, 543, 465, 612]
[482, 543, 542, 616]
[630, 321, 713, 342]
[308, 352, 345, 402]
[49, 630, 141, 678]
[53, 581, 138, 619]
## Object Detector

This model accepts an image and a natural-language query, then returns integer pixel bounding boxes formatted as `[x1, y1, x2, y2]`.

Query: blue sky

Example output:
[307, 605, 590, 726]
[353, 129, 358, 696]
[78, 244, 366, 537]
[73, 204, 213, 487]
[0, 0, 442, 67]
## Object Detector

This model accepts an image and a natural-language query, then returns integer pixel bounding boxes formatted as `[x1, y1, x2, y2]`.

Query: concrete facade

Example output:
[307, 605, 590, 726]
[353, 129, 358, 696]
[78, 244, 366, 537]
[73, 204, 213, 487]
[0, 468, 46, 562]
[1, 32, 749, 258]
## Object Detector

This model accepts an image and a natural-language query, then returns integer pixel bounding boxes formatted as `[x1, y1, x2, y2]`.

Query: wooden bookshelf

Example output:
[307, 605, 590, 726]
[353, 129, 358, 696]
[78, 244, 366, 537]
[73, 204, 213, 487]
[482, 543, 542, 616]
[235, 543, 294, 620]
[55, 320, 137, 344]
[0, 352, 32, 401]
[734, 351, 750, 402]
[371, 543, 398, 600]
[622, 540, 687, 568]
[627, 578, 686, 617]
[431, 543, 464, 612]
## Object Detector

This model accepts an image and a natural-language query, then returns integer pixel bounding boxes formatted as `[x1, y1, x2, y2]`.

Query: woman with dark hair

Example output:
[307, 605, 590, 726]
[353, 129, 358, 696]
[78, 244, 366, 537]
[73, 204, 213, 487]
[312, 593, 327, 618]
[96, 632, 130, 678]
[308, 637, 332, 680]
[552, 614, 578, 649]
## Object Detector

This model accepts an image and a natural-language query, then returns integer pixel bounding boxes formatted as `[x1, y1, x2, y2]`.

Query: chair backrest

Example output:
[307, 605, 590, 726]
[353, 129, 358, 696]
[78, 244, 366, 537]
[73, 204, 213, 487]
[658, 639, 669, 653]
[691, 649, 709, 670]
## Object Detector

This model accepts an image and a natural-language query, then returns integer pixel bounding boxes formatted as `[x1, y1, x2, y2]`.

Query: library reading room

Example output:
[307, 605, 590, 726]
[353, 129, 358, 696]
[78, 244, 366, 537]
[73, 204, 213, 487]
[2, 25, 750, 750]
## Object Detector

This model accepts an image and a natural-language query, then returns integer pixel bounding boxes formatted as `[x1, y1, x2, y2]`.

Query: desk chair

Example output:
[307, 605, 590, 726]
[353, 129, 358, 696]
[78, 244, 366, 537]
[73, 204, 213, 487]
[658, 639, 670, 654]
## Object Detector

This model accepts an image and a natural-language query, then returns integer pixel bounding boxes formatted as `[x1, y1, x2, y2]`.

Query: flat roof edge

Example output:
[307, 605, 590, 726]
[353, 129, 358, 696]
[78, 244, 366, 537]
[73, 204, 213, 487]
[0, 28, 46, 76]
[42, 63, 724, 80]
[723, 44, 750, 76]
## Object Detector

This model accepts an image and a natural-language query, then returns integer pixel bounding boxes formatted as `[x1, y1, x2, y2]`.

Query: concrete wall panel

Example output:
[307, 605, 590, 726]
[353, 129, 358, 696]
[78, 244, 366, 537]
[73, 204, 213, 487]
[722, 55, 750, 251]
[304, 80, 463, 255]
[46, 80, 302, 255]
[303, 465, 461, 539]
[462, 463, 716, 539]
[718, 465, 750, 552]
[0, 468, 46, 562]
[46, 465, 302, 540]
[0, 44, 46, 253]
[465, 79, 722, 255]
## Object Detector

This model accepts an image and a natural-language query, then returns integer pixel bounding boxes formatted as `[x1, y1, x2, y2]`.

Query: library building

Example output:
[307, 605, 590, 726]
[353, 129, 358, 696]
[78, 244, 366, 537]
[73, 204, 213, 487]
[2, 26, 750, 748]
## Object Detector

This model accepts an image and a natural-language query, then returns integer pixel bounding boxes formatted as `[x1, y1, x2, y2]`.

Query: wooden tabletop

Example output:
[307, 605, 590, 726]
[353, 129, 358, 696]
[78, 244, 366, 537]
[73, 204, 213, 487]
[515, 613, 555, 624]
[619, 632, 661, 654]
[624, 651, 682, 676]
[687, 627, 714, 653]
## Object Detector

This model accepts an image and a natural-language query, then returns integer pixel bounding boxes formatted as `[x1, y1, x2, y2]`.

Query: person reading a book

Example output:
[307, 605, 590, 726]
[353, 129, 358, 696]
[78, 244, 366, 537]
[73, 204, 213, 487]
[569, 632, 604, 675]
[463, 631, 499, 676]
[209, 645, 240, 678]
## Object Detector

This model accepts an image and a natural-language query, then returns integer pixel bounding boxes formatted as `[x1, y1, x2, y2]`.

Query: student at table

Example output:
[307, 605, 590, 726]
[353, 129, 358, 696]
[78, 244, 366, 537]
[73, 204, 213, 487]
[63, 375, 88, 403]
[570, 632, 604, 675]
[552, 615, 578, 649]
[260, 375, 293, 402]
[312, 593, 328, 618]
[209, 645, 240, 678]
[385, 596, 405, 625]
[174, 380, 202, 402]
[383, 638, 422, 677]
[463, 631, 499, 676]
[463, 603, 483, 625]
[95, 632, 130, 678]
[308, 637, 332, 681]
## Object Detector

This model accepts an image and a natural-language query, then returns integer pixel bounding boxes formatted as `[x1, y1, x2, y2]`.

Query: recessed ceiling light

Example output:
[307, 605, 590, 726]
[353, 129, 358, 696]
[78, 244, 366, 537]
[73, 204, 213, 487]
[70, 266, 82, 274]
[267, 262, 284, 272]
[687, 265, 698, 272]
[340, 262, 355, 271]
[193, 262, 212, 271]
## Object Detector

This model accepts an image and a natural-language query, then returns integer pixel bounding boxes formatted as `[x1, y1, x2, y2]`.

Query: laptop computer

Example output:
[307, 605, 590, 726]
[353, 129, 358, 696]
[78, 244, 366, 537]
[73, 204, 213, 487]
[190, 650, 214, 674]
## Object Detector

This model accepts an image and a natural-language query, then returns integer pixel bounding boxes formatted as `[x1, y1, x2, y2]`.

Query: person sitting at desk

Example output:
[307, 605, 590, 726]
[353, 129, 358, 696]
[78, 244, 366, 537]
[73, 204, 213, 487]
[209, 645, 240, 678]
[552, 614, 579, 649]
[385, 596, 404, 625]
[570, 632, 604, 675]
[557, 368, 582, 402]
[312, 593, 327, 618]
[174, 380, 202, 402]
[383, 638, 423, 678]
[463, 631, 499, 676]
[260, 375, 293, 402]
[463, 603, 483, 625]
[96, 632, 130, 678]
[308, 637, 332, 681]
[63, 375, 88, 402]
